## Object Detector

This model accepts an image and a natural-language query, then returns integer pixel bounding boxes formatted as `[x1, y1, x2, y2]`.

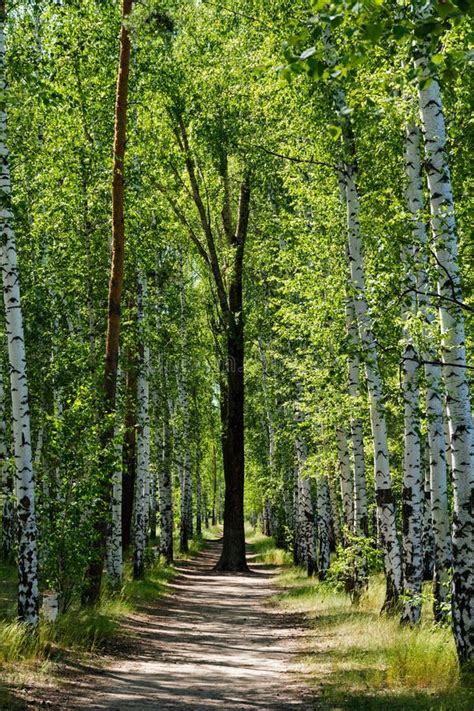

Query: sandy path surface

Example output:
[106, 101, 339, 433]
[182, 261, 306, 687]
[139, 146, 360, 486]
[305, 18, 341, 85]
[51, 539, 313, 710]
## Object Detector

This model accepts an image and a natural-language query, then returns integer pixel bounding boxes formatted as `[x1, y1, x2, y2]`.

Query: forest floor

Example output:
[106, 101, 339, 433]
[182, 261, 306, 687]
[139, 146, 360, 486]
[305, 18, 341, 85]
[2, 534, 474, 710]
[8, 538, 313, 710]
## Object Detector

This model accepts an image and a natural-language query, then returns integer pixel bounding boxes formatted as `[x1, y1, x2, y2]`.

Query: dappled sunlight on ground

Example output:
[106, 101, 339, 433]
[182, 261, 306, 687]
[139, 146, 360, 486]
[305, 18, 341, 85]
[50, 540, 312, 710]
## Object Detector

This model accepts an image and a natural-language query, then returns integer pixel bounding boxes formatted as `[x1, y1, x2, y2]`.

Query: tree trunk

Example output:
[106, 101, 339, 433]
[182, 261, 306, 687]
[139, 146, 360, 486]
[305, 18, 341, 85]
[336, 427, 353, 534]
[345, 167, 402, 612]
[133, 274, 150, 580]
[0, 371, 13, 561]
[82, 0, 132, 604]
[214, 181, 250, 572]
[405, 119, 452, 621]
[317, 476, 331, 581]
[422, 462, 434, 581]
[344, 298, 368, 538]
[215, 322, 248, 571]
[195, 442, 202, 537]
[327, 470, 343, 549]
[0, 4, 39, 625]
[106, 431, 123, 587]
[400, 348, 423, 624]
[157, 378, 173, 563]
[414, 29, 473, 663]
[324, 27, 401, 610]
[122, 343, 137, 550]
[400, 123, 424, 625]
[211, 441, 217, 527]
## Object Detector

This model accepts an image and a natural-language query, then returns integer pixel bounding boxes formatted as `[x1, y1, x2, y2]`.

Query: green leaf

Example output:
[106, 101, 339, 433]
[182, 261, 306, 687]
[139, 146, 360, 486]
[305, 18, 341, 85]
[328, 125, 342, 140]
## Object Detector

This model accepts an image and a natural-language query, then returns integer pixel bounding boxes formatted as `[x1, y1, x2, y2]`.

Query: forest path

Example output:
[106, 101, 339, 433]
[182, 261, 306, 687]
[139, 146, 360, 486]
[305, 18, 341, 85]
[52, 539, 313, 710]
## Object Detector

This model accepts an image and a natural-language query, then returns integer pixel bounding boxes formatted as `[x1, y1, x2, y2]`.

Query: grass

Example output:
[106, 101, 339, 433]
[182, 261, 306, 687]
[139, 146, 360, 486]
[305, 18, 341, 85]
[245, 527, 293, 566]
[250, 534, 474, 710]
[0, 525, 222, 707]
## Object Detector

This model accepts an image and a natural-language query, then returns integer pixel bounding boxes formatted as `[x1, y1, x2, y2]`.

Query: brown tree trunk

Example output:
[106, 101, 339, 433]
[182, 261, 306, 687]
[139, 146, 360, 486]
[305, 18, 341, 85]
[82, 0, 132, 605]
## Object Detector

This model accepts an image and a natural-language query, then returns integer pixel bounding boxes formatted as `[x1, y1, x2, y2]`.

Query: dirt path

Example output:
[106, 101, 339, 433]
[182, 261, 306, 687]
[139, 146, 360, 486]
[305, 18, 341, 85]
[48, 539, 313, 710]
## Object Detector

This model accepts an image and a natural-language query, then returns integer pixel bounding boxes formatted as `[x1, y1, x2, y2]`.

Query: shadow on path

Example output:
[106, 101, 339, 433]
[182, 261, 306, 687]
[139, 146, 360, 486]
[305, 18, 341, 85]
[53, 539, 312, 710]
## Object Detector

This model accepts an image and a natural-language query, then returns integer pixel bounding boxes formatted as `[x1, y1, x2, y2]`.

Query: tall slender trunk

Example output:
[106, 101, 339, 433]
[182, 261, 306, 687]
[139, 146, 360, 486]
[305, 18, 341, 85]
[211, 441, 217, 527]
[294, 423, 316, 574]
[422, 461, 434, 581]
[258, 334, 277, 527]
[177, 366, 192, 552]
[344, 294, 368, 598]
[345, 167, 402, 611]
[344, 298, 368, 538]
[414, 25, 473, 663]
[157, 384, 173, 563]
[336, 427, 353, 533]
[400, 342, 423, 623]
[427, 372, 452, 620]
[106, 431, 123, 586]
[177, 257, 192, 552]
[400, 124, 424, 624]
[82, 0, 132, 604]
[0, 5, 38, 625]
[317, 475, 331, 581]
[133, 274, 150, 580]
[122, 339, 137, 550]
[405, 119, 452, 620]
[195, 442, 202, 537]
[0, 370, 13, 560]
[328, 469, 343, 549]
[149, 467, 158, 541]
[324, 27, 400, 609]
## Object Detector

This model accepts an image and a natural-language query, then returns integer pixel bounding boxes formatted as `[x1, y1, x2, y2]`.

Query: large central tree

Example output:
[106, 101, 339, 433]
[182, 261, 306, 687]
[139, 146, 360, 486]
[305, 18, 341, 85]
[159, 121, 251, 570]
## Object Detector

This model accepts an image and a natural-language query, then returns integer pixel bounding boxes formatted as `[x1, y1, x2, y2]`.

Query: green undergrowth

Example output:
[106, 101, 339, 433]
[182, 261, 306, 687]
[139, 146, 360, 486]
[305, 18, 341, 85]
[254, 534, 474, 710]
[246, 527, 293, 566]
[0, 527, 221, 675]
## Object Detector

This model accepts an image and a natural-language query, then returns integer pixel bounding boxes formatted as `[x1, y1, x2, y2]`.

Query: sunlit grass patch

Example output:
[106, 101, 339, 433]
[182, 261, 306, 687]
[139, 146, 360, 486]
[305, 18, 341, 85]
[263, 535, 474, 710]
[246, 528, 293, 566]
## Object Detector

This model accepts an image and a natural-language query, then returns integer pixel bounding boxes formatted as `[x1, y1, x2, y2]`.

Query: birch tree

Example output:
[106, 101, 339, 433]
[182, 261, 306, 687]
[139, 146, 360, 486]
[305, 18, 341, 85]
[413, 5, 473, 662]
[0, 369, 13, 560]
[0, 0, 38, 624]
[133, 273, 151, 579]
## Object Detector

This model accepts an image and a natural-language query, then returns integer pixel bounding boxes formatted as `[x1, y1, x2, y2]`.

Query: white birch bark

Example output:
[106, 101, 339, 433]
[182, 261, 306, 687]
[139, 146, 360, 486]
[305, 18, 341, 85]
[133, 274, 150, 579]
[414, 24, 473, 660]
[336, 427, 353, 534]
[422, 462, 434, 580]
[325, 27, 401, 607]
[317, 475, 331, 580]
[345, 167, 402, 610]
[195, 442, 202, 537]
[427, 376, 452, 620]
[405, 119, 452, 620]
[0, 16, 38, 625]
[0, 369, 13, 559]
[328, 470, 342, 547]
[344, 297, 368, 538]
[106, 430, 123, 586]
[157, 391, 173, 563]
[400, 124, 424, 624]
[294, 429, 316, 573]
[342, 250, 369, 598]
